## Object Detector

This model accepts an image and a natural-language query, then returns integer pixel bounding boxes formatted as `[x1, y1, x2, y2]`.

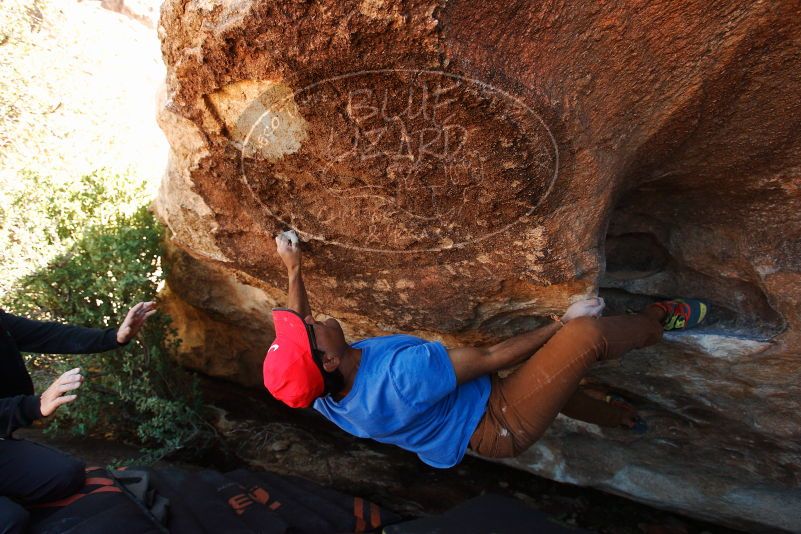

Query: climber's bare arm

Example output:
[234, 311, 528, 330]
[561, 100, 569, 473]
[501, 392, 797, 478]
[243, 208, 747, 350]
[448, 298, 605, 384]
[448, 322, 561, 384]
[275, 233, 312, 318]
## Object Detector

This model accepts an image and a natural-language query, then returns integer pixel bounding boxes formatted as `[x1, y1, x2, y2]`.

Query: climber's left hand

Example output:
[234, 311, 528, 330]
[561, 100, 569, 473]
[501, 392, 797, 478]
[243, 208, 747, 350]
[276, 232, 302, 272]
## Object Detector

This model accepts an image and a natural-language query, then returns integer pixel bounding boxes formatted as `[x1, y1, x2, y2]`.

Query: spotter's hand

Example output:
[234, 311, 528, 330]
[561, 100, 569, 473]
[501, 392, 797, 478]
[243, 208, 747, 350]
[40, 368, 83, 417]
[276, 231, 301, 271]
[117, 301, 157, 344]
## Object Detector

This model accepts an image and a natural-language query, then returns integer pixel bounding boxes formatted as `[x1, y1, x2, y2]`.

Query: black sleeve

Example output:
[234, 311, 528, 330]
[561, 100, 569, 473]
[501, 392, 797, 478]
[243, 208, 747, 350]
[0, 309, 122, 355]
[0, 394, 42, 437]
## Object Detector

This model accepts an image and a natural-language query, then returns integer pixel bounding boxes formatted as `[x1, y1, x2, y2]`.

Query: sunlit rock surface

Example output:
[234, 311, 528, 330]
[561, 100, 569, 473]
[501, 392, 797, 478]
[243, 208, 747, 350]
[155, 0, 801, 529]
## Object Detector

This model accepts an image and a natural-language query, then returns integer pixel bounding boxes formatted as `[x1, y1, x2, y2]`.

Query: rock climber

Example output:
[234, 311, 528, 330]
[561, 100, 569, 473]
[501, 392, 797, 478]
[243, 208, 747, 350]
[263, 231, 707, 468]
[0, 301, 156, 534]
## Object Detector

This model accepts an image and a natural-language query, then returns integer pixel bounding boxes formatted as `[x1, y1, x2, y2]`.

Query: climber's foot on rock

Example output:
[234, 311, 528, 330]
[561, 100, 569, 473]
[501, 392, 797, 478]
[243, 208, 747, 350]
[583, 388, 647, 433]
[648, 298, 709, 331]
[607, 395, 647, 433]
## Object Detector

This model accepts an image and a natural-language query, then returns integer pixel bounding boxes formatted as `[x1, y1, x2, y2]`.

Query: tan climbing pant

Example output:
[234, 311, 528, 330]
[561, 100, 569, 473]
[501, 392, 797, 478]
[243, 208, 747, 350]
[468, 313, 663, 458]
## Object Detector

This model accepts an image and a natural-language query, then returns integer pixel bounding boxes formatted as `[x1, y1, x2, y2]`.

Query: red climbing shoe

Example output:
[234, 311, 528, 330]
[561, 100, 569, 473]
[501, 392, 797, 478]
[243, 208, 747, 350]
[652, 298, 708, 331]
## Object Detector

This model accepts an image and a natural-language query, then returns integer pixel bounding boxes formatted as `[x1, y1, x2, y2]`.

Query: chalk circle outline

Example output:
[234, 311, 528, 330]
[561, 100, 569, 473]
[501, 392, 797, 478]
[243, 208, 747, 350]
[239, 69, 559, 254]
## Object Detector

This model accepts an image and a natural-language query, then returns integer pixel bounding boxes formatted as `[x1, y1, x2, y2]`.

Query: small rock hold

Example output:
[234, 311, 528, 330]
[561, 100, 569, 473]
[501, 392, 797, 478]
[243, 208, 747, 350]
[270, 440, 291, 452]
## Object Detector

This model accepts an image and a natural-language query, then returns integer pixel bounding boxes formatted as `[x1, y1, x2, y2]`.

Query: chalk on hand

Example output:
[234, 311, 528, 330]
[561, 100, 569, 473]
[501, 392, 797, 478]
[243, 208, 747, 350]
[280, 229, 299, 245]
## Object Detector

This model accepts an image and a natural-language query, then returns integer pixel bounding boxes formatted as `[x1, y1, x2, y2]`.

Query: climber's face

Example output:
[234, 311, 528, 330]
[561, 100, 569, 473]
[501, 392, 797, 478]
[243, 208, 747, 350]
[303, 315, 348, 398]
[304, 315, 347, 366]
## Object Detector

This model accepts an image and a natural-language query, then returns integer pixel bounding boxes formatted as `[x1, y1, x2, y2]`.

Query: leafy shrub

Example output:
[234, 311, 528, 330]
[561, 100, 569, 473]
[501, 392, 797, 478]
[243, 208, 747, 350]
[1, 169, 212, 462]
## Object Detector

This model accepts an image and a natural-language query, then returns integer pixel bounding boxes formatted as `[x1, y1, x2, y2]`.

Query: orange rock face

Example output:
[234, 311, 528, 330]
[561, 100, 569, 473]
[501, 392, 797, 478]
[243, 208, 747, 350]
[155, 0, 801, 529]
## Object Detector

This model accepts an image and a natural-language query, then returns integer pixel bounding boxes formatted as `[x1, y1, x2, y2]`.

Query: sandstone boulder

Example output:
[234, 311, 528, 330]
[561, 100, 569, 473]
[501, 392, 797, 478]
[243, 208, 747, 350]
[155, 0, 801, 529]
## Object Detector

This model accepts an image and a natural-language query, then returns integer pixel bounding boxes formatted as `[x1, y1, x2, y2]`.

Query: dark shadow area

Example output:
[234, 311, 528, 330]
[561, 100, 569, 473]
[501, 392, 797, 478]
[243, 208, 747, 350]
[604, 232, 671, 275]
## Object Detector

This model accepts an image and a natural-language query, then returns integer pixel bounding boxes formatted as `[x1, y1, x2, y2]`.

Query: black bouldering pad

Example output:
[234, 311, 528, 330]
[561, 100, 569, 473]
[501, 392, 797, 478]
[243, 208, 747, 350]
[27, 465, 400, 534]
[28, 467, 164, 534]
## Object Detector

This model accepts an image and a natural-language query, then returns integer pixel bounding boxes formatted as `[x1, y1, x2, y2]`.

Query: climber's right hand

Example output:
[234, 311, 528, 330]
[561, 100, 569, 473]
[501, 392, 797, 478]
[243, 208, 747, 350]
[39, 368, 83, 417]
[561, 297, 605, 323]
[275, 232, 301, 272]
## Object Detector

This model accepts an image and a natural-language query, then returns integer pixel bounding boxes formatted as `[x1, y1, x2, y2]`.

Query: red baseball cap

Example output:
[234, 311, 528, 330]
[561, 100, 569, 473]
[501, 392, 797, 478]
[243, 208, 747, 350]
[263, 308, 324, 408]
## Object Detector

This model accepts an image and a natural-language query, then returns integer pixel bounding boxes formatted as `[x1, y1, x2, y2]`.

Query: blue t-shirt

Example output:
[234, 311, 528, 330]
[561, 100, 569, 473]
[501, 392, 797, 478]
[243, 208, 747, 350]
[313, 334, 491, 468]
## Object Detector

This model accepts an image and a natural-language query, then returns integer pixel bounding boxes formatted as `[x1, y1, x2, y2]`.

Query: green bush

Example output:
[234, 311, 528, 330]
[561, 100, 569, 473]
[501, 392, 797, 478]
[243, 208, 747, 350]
[1, 169, 212, 462]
